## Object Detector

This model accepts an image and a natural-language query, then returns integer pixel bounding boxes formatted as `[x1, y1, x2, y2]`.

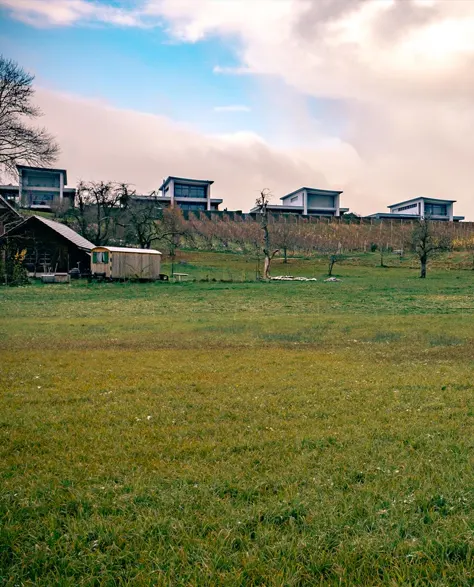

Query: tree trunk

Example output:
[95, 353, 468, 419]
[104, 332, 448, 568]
[283, 247, 288, 263]
[263, 249, 280, 280]
[264, 256, 271, 280]
[420, 258, 427, 278]
[328, 256, 335, 276]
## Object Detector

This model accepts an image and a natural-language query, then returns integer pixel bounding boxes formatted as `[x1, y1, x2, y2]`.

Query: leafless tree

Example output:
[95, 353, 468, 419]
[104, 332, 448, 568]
[121, 192, 163, 249]
[255, 189, 279, 280]
[274, 216, 297, 264]
[73, 181, 131, 245]
[412, 218, 451, 278]
[0, 56, 59, 175]
[154, 207, 193, 277]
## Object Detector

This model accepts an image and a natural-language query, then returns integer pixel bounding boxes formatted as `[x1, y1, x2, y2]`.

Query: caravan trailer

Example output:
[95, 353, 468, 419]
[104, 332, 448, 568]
[91, 246, 162, 281]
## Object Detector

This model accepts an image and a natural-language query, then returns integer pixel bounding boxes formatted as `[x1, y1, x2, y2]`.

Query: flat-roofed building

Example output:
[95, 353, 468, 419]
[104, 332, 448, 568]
[368, 197, 464, 221]
[249, 187, 348, 217]
[155, 177, 223, 211]
[18, 165, 75, 210]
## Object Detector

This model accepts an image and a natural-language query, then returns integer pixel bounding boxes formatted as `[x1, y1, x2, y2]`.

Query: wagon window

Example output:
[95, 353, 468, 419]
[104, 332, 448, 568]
[93, 251, 109, 263]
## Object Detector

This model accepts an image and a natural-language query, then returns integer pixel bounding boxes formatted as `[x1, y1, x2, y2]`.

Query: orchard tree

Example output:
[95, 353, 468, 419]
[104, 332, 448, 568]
[0, 56, 59, 175]
[412, 218, 450, 278]
[274, 216, 297, 264]
[255, 189, 279, 280]
[155, 207, 192, 276]
[73, 181, 131, 245]
[122, 192, 162, 249]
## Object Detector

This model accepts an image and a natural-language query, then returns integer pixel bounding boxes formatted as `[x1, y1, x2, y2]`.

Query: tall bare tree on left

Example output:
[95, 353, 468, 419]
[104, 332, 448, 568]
[0, 56, 59, 175]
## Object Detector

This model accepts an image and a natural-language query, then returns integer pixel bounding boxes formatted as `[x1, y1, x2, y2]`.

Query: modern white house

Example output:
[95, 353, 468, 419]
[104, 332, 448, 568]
[155, 176, 223, 212]
[17, 165, 76, 210]
[0, 166, 76, 211]
[249, 187, 348, 217]
[368, 196, 464, 222]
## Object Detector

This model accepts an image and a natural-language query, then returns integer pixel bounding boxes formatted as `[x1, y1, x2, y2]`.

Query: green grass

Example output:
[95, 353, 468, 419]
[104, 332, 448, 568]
[1, 258, 474, 585]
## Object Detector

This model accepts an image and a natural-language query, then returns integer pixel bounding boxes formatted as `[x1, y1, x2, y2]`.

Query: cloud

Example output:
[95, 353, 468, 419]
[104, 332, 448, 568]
[0, 0, 143, 27]
[212, 65, 254, 76]
[4, 0, 474, 218]
[213, 105, 251, 113]
[35, 88, 360, 212]
[142, 0, 474, 218]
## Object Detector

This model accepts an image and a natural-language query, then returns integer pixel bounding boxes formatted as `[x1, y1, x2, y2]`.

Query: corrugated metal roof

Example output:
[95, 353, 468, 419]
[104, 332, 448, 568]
[33, 216, 95, 250]
[93, 246, 162, 255]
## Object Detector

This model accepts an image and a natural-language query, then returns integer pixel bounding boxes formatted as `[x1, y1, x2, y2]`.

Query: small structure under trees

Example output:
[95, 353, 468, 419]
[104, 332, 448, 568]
[91, 246, 162, 281]
[0, 215, 94, 275]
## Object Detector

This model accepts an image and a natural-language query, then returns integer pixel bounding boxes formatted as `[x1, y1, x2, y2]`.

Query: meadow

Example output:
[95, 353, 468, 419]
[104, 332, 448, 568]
[1, 254, 474, 585]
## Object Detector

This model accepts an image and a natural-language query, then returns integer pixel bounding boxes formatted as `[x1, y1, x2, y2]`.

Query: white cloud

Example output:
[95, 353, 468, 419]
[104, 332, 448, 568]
[213, 105, 251, 113]
[4, 0, 474, 218]
[0, 0, 143, 27]
[34, 88, 360, 212]
[142, 0, 474, 218]
[212, 65, 254, 76]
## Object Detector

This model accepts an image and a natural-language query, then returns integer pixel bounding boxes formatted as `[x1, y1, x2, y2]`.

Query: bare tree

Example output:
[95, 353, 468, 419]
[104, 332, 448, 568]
[274, 216, 296, 264]
[0, 56, 59, 175]
[255, 189, 279, 280]
[154, 207, 192, 277]
[412, 218, 450, 278]
[122, 193, 162, 249]
[72, 181, 130, 245]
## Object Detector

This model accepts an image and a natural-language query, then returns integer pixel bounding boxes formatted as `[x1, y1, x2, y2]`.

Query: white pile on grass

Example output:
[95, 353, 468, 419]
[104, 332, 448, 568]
[271, 276, 318, 281]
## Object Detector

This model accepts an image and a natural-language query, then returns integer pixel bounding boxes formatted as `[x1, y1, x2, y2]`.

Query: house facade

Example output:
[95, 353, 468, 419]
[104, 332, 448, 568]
[249, 187, 347, 217]
[0, 166, 76, 211]
[156, 177, 223, 211]
[369, 197, 464, 222]
[18, 165, 75, 210]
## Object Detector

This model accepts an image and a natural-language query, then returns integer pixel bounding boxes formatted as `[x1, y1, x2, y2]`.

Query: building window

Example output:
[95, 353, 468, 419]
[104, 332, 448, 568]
[290, 196, 298, 203]
[178, 203, 207, 211]
[425, 203, 447, 216]
[27, 191, 56, 205]
[395, 203, 418, 212]
[24, 172, 60, 188]
[174, 183, 207, 198]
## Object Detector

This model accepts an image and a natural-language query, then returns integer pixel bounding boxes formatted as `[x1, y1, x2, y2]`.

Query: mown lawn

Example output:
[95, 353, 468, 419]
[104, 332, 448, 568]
[1, 264, 474, 585]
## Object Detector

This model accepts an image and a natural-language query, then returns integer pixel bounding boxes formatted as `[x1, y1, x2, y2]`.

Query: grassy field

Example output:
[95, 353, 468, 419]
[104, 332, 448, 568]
[1, 257, 474, 585]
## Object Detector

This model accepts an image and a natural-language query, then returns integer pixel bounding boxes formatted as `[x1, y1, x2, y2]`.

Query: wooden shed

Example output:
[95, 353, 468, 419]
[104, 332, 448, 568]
[91, 246, 162, 280]
[1, 214, 94, 274]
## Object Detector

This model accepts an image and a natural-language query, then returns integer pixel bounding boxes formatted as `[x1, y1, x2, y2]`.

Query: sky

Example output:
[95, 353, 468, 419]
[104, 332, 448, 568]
[1, 0, 474, 217]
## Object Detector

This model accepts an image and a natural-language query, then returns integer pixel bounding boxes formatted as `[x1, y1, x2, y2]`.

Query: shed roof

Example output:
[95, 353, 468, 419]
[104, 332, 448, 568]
[0, 194, 22, 219]
[93, 246, 162, 255]
[4, 215, 95, 251]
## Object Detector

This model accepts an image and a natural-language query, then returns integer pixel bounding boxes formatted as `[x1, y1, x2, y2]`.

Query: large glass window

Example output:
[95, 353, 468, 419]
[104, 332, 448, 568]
[179, 203, 207, 211]
[425, 204, 447, 216]
[25, 172, 60, 188]
[26, 191, 56, 205]
[174, 183, 207, 198]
